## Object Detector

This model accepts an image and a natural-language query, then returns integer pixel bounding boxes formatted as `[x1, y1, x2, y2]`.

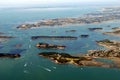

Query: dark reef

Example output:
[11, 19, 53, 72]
[88, 28, 103, 31]
[31, 36, 77, 40]
[80, 35, 89, 38]
[0, 53, 20, 58]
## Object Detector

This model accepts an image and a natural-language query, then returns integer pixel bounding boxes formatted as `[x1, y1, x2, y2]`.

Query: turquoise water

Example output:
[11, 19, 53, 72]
[0, 5, 120, 80]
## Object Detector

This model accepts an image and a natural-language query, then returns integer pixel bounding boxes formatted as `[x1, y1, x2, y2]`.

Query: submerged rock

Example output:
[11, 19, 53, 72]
[0, 36, 15, 38]
[0, 46, 3, 49]
[12, 43, 22, 48]
[0, 32, 4, 34]
[65, 30, 76, 32]
[80, 35, 89, 38]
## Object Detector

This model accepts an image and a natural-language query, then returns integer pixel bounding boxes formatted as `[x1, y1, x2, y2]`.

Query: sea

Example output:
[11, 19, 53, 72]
[0, 3, 120, 80]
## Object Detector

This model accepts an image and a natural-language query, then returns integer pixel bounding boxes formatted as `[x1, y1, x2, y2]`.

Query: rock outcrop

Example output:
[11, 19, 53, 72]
[96, 39, 120, 50]
[0, 53, 20, 58]
[103, 27, 120, 36]
[80, 35, 89, 38]
[87, 49, 120, 58]
[65, 30, 76, 32]
[36, 43, 66, 49]
[88, 28, 103, 31]
[39, 52, 110, 67]
[38, 39, 120, 68]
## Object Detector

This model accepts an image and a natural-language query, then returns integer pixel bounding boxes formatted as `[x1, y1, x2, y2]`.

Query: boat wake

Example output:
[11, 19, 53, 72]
[24, 63, 28, 67]
[52, 66, 56, 69]
[39, 66, 52, 72]
[43, 68, 52, 72]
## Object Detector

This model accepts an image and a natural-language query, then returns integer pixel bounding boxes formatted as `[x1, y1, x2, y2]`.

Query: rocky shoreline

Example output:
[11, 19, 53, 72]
[38, 39, 120, 68]
[103, 27, 120, 36]
[87, 49, 120, 58]
[96, 39, 120, 50]
[17, 7, 120, 29]
[39, 52, 111, 67]
[36, 42, 66, 49]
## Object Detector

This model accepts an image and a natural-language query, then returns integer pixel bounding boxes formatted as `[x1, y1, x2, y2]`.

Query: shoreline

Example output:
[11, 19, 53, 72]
[38, 39, 120, 69]
[103, 27, 120, 36]
[16, 7, 120, 29]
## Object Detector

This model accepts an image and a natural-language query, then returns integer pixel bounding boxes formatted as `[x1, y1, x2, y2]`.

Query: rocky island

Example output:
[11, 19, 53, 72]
[39, 52, 110, 67]
[65, 30, 76, 32]
[36, 42, 66, 49]
[38, 39, 120, 68]
[17, 7, 120, 29]
[103, 27, 120, 36]
[86, 39, 120, 58]
[0, 53, 20, 58]
[86, 39, 120, 68]
[96, 39, 120, 50]
[31, 36, 77, 40]
[80, 34, 89, 38]
[88, 28, 103, 31]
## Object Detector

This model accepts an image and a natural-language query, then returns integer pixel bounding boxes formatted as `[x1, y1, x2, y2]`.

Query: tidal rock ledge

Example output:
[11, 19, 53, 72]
[0, 53, 20, 58]
[0, 36, 14, 38]
[31, 36, 77, 40]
